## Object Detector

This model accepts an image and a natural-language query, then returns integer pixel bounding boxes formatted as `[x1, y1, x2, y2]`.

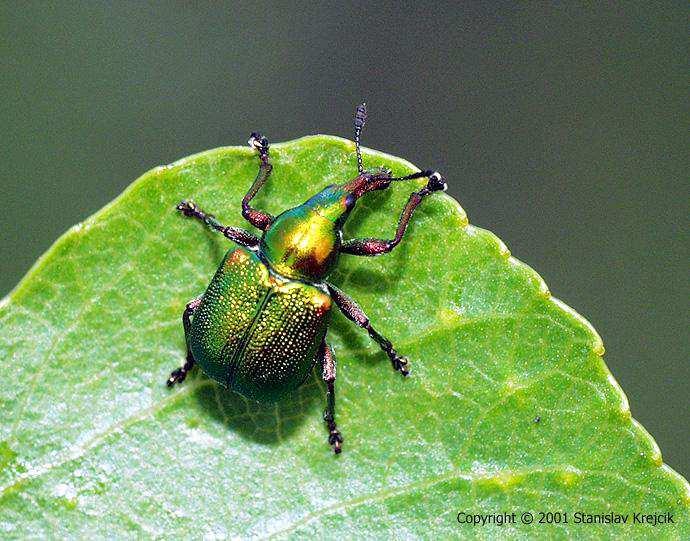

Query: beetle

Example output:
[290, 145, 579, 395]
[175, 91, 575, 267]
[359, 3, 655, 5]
[167, 103, 447, 453]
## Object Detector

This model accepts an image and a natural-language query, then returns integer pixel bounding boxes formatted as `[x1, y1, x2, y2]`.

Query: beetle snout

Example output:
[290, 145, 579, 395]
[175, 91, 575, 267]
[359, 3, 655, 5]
[363, 168, 393, 192]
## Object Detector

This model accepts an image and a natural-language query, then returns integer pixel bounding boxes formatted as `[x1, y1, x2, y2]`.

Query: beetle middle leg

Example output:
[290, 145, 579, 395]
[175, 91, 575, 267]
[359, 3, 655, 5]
[326, 284, 410, 376]
[167, 296, 202, 387]
[320, 341, 343, 454]
[176, 201, 260, 249]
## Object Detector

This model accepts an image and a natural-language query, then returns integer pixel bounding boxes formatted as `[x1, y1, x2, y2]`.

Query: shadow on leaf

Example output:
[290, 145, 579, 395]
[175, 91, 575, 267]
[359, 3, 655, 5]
[190, 371, 324, 445]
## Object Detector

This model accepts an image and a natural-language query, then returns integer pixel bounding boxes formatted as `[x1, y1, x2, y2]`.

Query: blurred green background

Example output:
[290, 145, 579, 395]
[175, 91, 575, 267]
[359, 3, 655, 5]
[1, 3, 687, 476]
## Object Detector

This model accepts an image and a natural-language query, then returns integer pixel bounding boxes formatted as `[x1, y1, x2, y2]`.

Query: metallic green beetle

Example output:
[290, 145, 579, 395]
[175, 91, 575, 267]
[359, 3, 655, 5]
[167, 104, 447, 453]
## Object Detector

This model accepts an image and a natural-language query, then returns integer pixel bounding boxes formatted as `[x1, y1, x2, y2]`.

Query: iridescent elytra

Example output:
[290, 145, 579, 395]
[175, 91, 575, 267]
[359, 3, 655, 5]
[167, 104, 447, 453]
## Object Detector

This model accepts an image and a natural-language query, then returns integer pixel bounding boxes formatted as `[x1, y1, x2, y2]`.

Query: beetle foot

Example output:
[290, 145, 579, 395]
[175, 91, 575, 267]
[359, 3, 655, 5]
[248, 132, 269, 156]
[323, 410, 343, 454]
[391, 353, 410, 376]
[328, 429, 343, 454]
[426, 171, 448, 192]
[166, 367, 188, 387]
[176, 200, 200, 217]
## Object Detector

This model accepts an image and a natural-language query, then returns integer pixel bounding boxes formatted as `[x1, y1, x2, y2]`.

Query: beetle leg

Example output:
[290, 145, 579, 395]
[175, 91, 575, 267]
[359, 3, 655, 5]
[176, 200, 260, 249]
[167, 297, 202, 387]
[339, 171, 447, 256]
[326, 284, 410, 376]
[320, 341, 343, 454]
[242, 133, 274, 231]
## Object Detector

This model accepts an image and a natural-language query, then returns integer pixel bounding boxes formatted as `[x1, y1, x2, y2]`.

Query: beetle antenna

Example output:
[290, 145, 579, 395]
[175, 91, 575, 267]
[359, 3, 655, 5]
[353, 102, 367, 174]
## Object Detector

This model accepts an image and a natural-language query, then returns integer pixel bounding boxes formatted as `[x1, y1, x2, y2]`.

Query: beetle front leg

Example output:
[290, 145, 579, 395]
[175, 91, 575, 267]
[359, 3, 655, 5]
[176, 201, 260, 249]
[326, 284, 410, 376]
[340, 171, 447, 256]
[167, 297, 202, 387]
[320, 341, 343, 454]
[242, 133, 274, 231]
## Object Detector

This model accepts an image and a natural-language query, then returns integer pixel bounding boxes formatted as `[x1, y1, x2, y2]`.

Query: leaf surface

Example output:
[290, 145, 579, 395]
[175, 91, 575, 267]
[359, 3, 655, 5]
[1, 136, 688, 539]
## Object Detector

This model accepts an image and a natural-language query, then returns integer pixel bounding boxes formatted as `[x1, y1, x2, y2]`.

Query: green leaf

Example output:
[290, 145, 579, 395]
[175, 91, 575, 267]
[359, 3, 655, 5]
[1, 136, 687, 539]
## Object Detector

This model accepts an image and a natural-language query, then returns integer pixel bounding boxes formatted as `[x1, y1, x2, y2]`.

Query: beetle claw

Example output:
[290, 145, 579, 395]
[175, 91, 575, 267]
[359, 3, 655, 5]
[176, 200, 199, 217]
[167, 367, 187, 387]
[328, 429, 343, 454]
[392, 354, 410, 376]
[248, 132, 269, 154]
[426, 171, 448, 192]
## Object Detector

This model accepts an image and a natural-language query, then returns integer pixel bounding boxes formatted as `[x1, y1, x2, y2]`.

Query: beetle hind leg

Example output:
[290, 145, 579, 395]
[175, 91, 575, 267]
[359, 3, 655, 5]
[320, 341, 343, 454]
[167, 297, 202, 387]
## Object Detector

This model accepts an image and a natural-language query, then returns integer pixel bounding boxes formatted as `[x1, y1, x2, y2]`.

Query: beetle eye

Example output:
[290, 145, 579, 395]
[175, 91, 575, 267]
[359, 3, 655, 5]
[345, 194, 356, 209]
